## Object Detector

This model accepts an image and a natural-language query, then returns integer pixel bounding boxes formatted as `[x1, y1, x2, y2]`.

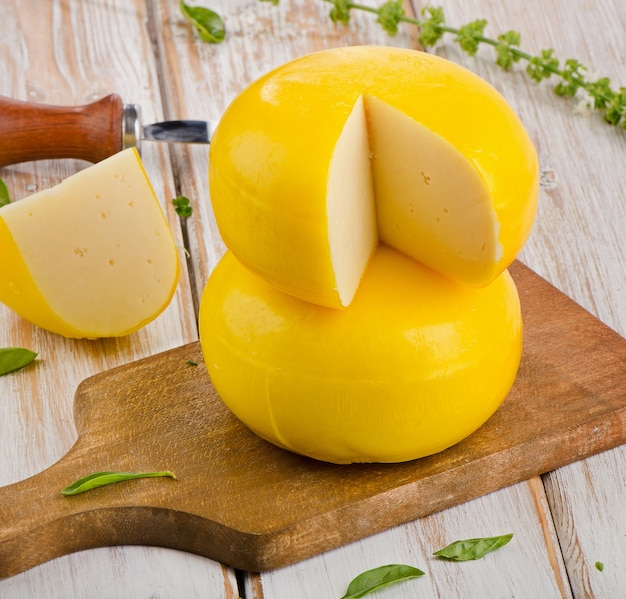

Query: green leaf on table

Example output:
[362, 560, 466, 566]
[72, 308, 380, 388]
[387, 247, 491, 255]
[433, 533, 513, 561]
[0, 347, 38, 376]
[418, 6, 446, 47]
[180, 0, 225, 43]
[340, 564, 425, 598]
[595, 561, 604, 572]
[173, 195, 193, 217]
[61, 471, 177, 496]
[0, 178, 11, 207]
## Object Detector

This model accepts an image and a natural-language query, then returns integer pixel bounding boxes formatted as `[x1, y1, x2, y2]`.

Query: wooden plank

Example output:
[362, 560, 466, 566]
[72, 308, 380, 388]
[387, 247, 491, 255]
[423, 1, 626, 596]
[1, 262, 624, 580]
[245, 480, 573, 599]
[0, 0, 237, 596]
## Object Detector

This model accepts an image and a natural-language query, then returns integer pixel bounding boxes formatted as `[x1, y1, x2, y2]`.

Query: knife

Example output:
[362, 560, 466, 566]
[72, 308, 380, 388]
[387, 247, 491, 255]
[0, 94, 215, 168]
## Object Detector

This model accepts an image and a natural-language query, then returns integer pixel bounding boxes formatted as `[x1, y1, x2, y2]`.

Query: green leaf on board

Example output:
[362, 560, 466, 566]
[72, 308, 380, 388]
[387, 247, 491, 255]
[595, 561, 604, 572]
[433, 533, 514, 561]
[180, 0, 225, 43]
[340, 564, 425, 598]
[61, 471, 177, 496]
[0, 347, 38, 376]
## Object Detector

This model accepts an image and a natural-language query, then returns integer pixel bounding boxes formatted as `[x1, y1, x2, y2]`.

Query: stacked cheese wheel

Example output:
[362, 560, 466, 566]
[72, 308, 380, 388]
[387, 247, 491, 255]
[200, 46, 539, 464]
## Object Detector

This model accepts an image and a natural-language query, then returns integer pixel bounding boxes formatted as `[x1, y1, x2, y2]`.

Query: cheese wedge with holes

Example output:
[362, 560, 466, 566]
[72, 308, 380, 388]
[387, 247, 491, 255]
[200, 247, 523, 464]
[209, 46, 539, 308]
[0, 148, 180, 338]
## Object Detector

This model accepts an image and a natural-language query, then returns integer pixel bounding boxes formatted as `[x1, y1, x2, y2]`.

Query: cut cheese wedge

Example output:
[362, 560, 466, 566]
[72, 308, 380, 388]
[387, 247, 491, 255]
[209, 46, 539, 308]
[0, 148, 180, 338]
[199, 246, 523, 464]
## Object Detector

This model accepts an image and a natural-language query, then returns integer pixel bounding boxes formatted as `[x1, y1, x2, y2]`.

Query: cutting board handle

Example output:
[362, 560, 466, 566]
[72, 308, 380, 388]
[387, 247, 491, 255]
[0, 447, 181, 580]
[0, 452, 92, 578]
[0, 94, 123, 167]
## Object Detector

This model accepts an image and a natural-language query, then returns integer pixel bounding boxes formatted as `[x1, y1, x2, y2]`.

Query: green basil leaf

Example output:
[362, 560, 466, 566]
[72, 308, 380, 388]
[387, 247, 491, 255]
[595, 561, 604, 572]
[61, 470, 177, 496]
[0, 347, 38, 376]
[0, 178, 10, 207]
[340, 564, 425, 599]
[433, 533, 513, 561]
[180, 0, 225, 44]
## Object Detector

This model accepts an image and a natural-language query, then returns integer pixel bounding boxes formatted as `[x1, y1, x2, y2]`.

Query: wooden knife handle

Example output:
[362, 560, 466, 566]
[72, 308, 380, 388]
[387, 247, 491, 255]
[0, 94, 124, 167]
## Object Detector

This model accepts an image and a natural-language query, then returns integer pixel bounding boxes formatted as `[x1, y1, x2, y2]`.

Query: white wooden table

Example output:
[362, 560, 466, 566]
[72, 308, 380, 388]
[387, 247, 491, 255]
[0, 1, 624, 597]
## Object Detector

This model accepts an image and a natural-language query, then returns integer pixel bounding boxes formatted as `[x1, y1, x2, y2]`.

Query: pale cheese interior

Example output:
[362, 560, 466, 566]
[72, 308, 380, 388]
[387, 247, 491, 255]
[1, 148, 178, 336]
[327, 95, 500, 306]
[327, 95, 378, 307]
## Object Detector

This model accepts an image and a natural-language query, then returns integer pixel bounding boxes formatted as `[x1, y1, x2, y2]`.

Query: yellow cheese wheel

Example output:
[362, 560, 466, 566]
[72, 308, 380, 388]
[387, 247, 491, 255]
[0, 148, 180, 338]
[199, 246, 522, 464]
[209, 46, 539, 308]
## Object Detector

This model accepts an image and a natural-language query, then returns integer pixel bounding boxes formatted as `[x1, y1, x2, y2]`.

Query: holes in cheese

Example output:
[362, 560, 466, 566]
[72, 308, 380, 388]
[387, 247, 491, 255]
[209, 46, 539, 308]
[366, 95, 501, 284]
[324, 93, 503, 306]
[0, 148, 180, 338]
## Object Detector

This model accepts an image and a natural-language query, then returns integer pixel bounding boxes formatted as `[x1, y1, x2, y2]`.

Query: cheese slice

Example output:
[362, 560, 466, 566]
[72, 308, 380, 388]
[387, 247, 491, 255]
[209, 46, 539, 308]
[0, 148, 180, 338]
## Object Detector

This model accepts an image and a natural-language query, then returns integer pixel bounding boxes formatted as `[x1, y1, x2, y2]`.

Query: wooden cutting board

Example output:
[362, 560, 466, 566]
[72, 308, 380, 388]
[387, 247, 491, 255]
[1, 262, 625, 579]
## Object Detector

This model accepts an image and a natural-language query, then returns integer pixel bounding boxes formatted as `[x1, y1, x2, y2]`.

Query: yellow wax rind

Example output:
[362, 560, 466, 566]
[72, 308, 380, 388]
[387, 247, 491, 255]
[209, 46, 539, 308]
[200, 247, 523, 464]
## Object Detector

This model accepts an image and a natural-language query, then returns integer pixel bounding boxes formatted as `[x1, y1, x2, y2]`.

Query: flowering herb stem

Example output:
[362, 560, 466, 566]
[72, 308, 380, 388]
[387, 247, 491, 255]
[318, 1, 626, 129]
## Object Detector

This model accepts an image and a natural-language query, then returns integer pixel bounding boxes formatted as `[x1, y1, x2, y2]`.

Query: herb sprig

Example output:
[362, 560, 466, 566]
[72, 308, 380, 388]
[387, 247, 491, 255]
[257, 1, 626, 130]
[322, 1, 626, 129]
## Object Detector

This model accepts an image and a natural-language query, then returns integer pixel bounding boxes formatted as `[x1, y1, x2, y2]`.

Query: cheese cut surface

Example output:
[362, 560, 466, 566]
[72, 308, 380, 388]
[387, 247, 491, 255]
[366, 95, 501, 284]
[327, 94, 377, 306]
[209, 46, 539, 308]
[199, 246, 523, 464]
[0, 148, 180, 338]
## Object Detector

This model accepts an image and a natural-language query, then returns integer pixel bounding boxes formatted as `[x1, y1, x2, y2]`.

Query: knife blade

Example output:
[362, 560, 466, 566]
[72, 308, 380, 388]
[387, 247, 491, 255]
[0, 94, 215, 168]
